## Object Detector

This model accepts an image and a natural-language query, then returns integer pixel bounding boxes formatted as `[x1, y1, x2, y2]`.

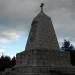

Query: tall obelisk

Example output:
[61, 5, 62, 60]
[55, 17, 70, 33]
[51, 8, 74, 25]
[25, 3, 59, 51]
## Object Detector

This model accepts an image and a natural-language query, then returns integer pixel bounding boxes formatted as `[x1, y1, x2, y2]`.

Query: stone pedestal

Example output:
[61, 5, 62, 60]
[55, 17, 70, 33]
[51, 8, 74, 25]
[16, 49, 71, 66]
[2, 49, 74, 75]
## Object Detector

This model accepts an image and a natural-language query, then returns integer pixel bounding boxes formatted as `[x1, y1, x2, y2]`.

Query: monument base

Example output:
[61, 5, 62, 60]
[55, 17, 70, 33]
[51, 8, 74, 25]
[16, 49, 71, 66]
[1, 65, 75, 75]
[1, 49, 75, 75]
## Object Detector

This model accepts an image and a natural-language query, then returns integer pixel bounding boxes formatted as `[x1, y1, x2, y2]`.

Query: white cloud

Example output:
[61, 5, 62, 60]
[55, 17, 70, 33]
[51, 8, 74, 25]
[2, 30, 20, 39]
[0, 37, 9, 43]
[0, 30, 21, 44]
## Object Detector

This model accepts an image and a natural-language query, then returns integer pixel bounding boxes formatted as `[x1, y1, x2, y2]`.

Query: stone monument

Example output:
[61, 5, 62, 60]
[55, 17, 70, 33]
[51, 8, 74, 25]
[2, 3, 75, 75]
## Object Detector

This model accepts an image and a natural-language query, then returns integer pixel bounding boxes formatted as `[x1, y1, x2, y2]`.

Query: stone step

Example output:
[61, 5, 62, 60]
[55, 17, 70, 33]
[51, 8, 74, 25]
[7, 70, 75, 75]
[1, 71, 75, 75]
[7, 71, 50, 75]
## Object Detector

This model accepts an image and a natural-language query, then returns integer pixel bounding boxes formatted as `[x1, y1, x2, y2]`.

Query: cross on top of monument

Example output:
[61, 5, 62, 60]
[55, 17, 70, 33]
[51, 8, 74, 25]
[40, 3, 44, 12]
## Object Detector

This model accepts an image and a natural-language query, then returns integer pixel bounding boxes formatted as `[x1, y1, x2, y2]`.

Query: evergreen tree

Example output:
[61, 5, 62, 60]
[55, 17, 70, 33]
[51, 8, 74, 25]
[11, 56, 16, 67]
[0, 55, 5, 71]
[61, 40, 75, 66]
[61, 40, 74, 51]
[0, 55, 16, 72]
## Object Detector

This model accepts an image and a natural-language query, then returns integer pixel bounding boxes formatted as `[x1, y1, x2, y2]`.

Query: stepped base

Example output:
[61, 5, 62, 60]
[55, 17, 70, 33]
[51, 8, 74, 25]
[6, 72, 75, 75]
[5, 72, 50, 75]
[1, 65, 75, 75]
[1, 72, 75, 75]
[1, 50, 75, 75]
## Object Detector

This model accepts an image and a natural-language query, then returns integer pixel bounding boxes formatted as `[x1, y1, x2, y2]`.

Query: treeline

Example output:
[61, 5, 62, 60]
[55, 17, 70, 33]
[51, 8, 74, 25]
[0, 55, 16, 72]
[61, 40, 75, 66]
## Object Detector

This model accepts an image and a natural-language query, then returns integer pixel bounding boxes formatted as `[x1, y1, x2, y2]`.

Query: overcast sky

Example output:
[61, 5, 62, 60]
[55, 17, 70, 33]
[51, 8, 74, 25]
[0, 0, 75, 57]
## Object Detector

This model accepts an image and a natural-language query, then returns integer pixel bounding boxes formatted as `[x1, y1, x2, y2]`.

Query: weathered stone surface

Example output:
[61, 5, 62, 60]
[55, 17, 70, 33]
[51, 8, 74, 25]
[16, 49, 71, 66]
[25, 12, 59, 51]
